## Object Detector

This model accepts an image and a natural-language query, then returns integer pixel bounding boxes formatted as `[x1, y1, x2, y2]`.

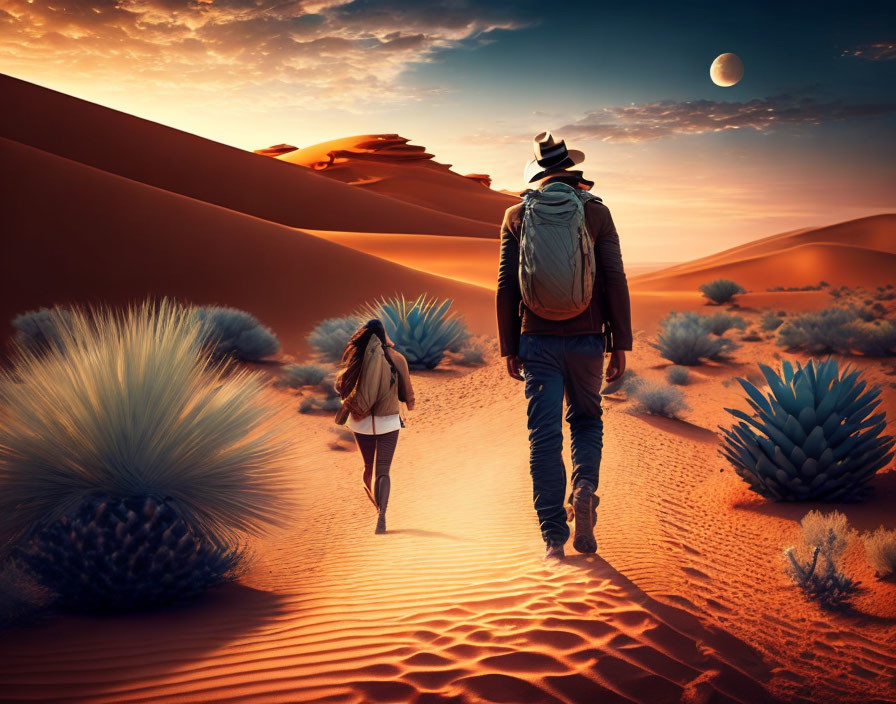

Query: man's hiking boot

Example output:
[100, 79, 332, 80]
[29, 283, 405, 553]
[544, 541, 565, 561]
[375, 511, 386, 534]
[572, 482, 598, 554]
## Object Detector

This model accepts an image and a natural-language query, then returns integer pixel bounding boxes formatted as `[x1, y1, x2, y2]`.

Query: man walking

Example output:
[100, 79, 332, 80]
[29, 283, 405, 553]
[497, 132, 633, 560]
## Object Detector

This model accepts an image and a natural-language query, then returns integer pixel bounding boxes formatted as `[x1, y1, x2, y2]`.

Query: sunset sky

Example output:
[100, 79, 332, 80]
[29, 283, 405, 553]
[2, 0, 894, 261]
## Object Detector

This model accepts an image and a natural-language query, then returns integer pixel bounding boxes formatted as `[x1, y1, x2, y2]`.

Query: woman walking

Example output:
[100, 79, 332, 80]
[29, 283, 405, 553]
[335, 319, 415, 534]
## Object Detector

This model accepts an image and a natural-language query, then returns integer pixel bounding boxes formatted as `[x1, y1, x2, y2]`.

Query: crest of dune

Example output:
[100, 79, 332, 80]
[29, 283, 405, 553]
[276, 134, 517, 224]
[463, 173, 492, 187]
[253, 144, 299, 157]
[280, 134, 437, 170]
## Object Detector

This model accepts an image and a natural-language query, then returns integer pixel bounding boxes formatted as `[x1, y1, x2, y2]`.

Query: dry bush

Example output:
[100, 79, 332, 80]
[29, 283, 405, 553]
[864, 528, 896, 578]
[785, 510, 858, 609]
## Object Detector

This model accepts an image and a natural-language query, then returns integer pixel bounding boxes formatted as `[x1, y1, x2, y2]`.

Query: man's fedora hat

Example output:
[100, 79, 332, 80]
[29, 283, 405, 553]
[523, 131, 586, 183]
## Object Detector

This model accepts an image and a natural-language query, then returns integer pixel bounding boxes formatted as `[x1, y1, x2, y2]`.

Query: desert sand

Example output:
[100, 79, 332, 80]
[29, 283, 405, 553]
[1, 75, 895, 703]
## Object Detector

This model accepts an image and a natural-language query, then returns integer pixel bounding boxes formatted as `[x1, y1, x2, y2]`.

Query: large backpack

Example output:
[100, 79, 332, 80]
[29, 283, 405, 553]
[518, 181, 597, 321]
[341, 335, 396, 421]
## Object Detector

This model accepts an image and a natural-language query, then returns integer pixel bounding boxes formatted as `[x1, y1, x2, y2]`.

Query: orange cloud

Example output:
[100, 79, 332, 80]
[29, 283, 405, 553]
[841, 42, 896, 61]
[0, 0, 535, 108]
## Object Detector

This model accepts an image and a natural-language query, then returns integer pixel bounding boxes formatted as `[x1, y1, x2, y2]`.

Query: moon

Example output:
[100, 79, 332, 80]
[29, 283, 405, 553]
[710, 53, 744, 87]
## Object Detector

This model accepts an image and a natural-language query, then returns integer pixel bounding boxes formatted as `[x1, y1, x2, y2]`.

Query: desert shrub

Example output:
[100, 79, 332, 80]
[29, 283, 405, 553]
[760, 311, 785, 332]
[864, 528, 896, 578]
[651, 312, 738, 365]
[194, 306, 280, 361]
[846, 320, 896, 357]
[703, 312, 747, 336]
[767, 284, 824, 292]
[741, 329, 762, 342]
[277, 363, 330, 389]
[699, 279, 746, 305]
[358, 294, 468, 370]
[850, 304, 882, 322]
[298, 395, 342, 414]
[720, 359, 894, 501]
[665, 365, 690, 385]
[308, 315, 364, 362]
[785, 510, 858, 609]
[828, 286, 850, 299]
[601, 369, 642, 396]
[453, 338, 489, 366]
[631, 382, 689, 419]
[11, 307, 74, 354]
[0, 302, 296, 610]
[777, 308, 896, 356]
[776, 308, 857, 353]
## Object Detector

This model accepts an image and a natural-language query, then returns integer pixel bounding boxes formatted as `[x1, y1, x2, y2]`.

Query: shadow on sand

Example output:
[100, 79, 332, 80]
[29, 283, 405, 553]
[635, 414, 719, 443]
[558, 553, 803, 704]
[0, 583, 291, 700]
[733, 469, 896, 533]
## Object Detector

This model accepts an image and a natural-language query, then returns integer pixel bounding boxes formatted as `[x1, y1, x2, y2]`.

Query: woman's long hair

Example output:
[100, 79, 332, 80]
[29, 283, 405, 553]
[334, 319, 396, 400]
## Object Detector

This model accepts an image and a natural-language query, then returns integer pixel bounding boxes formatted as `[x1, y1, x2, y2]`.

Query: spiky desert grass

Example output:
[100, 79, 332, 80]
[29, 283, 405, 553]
[308, 315, 364, 362]
[11, 307, 74, 354]
[631, 381, 690, 419]
[0, 301, 297, 547]
[194, 305, 280, 361]
[698, 279, 746, 305]
[665, 365, 690, 385]
[276, 363, 331, 389]
[651, 312, 738, 366]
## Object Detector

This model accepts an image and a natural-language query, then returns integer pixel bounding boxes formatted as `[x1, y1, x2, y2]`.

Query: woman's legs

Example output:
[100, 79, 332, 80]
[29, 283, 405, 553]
[354, 433, 378, 508]
[373, 430, 399, 533]
[373, 430, 399, 510]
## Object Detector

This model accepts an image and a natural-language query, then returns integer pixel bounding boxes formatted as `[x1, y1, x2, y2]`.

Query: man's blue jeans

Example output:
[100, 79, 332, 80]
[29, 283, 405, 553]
[519, 333, 605, 545]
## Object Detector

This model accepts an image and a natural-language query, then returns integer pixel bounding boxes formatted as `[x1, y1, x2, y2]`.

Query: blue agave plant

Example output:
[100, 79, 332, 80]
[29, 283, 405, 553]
[720, 359, 894, 501]
[358, 294, 469, 370]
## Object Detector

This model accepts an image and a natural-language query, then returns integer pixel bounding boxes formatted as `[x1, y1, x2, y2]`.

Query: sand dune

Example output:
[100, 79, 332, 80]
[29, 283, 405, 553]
[631, 241, 896, 292]
[0, 75, 498, 237]
[305, 230, 499, 289]
[632, 214, 896, 290]
[277, 134, 518, 226]
[0, 137, 495, 355]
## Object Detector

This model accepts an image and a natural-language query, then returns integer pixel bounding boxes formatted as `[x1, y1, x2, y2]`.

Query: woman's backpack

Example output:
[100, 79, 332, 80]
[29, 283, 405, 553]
[518, 181, 597, 321]
[338, 335, 396, 422]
